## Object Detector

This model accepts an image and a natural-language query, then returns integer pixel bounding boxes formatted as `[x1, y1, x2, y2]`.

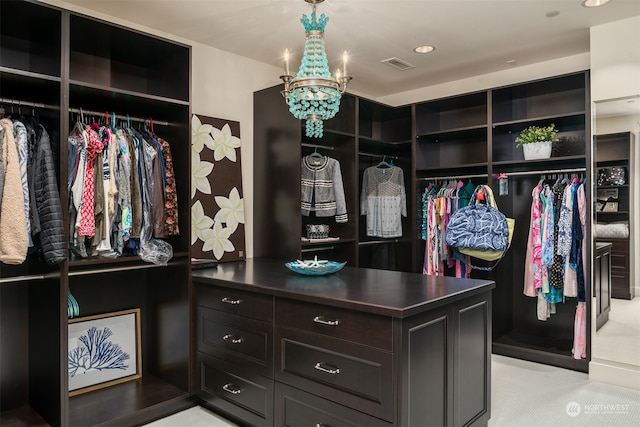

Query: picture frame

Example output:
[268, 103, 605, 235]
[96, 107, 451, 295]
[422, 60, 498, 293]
[68, 308, 142, 396]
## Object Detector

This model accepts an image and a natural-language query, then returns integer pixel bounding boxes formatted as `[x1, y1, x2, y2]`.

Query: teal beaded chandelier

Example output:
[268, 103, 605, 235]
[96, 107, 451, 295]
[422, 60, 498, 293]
[280, 0, 352, 138]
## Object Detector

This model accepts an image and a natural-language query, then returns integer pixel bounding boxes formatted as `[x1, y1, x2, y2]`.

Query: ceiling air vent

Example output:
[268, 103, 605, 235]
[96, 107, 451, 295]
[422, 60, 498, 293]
[381, 57, 415, 71]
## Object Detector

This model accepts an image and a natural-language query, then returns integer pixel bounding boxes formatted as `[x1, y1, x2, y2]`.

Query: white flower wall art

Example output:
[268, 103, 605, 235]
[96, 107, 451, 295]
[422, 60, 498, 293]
[191, 114, 245, 261]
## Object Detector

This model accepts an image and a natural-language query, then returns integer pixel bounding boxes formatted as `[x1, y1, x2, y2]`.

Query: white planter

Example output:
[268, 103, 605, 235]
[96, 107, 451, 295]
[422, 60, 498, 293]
[522, 141, 552, 160]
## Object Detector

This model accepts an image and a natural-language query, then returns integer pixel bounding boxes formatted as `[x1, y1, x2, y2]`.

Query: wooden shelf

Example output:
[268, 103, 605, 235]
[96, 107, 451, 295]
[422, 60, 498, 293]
[0, 405, 49, 427]
[68, 375, 190, 427]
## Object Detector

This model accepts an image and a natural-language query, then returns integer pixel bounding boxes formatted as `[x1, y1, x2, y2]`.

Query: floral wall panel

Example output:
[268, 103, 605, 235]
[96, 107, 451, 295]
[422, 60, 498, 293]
[191, 114, 245, 262]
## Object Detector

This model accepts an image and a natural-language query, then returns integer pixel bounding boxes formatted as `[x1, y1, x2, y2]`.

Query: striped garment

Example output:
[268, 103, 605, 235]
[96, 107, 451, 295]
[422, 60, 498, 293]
[300, 155, 348, 223]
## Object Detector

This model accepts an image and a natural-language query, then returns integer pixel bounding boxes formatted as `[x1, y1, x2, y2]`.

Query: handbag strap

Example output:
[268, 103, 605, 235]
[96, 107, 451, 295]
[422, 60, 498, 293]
[454, 247, 508, 271]
[471, 184, 498, 209]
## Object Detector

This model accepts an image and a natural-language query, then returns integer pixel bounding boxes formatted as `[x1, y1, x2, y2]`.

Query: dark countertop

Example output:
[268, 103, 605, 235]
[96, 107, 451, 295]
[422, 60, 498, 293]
[192, 258, 495, 318]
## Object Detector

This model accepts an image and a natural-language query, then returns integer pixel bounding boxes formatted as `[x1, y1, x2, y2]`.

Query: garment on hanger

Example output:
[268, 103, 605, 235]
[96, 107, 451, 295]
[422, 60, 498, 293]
[67, 113, 180, 261]
[361, 165, 406, 238]
[301, 154, 348, 223]
[421, 180, 474, 278]
[523, 178, 587, 325]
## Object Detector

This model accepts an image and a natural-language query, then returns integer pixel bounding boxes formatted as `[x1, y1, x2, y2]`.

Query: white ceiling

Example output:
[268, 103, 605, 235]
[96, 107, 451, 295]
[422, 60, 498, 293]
[61, 0, 640, 98]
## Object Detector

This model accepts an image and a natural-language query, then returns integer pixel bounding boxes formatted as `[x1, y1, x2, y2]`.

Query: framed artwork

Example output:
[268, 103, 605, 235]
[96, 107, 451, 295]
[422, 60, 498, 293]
[68, 308, 142, 396]
[191, 114, 246, 262]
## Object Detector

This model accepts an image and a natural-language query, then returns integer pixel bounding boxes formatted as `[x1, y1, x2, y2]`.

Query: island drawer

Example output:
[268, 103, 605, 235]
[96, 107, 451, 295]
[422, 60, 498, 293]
[197, 353, 273, 427]
[275, 298, 393, 351]
[197, 283, 273, 322]
[275, 327, 393, 421]
[275, 382, 392, 427]
[198, 306, 273, 377]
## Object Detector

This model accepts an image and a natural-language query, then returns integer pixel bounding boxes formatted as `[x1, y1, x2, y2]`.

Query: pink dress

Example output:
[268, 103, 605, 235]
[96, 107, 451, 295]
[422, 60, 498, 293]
[524, 185, 542, 297]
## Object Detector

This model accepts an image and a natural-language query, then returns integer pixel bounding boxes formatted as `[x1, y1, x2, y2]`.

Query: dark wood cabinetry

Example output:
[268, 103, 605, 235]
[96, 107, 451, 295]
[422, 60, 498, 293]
[595, 132, 634, 300]
[193, 259, 494, 427]
[1, 2, 192, 425]
[594, 242, 612, 331]
[253, 86, 414, 271]
[254, 71, 592, 372]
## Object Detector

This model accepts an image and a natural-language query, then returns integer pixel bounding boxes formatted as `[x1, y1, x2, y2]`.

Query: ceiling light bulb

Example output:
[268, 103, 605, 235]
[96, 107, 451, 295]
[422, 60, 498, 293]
[414, 45, 435, 54]
[582, 0, 611, 7]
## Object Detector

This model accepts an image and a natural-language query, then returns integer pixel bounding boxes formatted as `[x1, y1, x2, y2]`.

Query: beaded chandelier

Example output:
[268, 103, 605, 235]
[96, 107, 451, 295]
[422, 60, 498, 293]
[280, 0, 352, 138]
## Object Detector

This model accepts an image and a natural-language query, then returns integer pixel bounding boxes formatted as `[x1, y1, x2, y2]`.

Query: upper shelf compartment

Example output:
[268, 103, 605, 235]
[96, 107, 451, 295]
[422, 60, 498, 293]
[415, 91, 487, 135]
[69, 14, 189, 102]
[359, 98, 412, 142]
[492, 72, 587, 124]
[0, 1, 61, 78]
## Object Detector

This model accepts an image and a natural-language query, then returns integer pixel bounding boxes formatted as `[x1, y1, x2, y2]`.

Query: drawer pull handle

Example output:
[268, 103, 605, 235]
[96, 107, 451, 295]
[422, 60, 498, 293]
[315, 424, 329, 427]
[314, 362, 340, 375]
[223, 334, 244, 344]
[313, 316, 340, 326]
[222, 383, 242, 395]
[221, 297, 242, 305]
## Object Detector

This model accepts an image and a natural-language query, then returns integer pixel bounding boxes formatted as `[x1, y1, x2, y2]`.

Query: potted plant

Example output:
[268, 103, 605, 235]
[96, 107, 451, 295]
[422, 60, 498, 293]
[515, 124, 558, 160]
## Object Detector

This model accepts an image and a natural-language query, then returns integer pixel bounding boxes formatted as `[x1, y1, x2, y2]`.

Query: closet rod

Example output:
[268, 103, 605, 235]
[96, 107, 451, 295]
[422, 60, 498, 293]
[301, 143, 335, 150]
[359, 239, 399, 246]
[0, 273, 58, 284]
[359, 151, 398, 159]
[0, 97, 60, 111]
[418, 173, 488, 181]
[301, 246, 334, 253]
[495, 167, 586, 177]
[68, 108, 170, 126]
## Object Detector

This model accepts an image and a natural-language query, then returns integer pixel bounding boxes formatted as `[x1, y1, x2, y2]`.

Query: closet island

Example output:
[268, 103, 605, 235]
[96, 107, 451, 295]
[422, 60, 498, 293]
[192, 258, 495, 427]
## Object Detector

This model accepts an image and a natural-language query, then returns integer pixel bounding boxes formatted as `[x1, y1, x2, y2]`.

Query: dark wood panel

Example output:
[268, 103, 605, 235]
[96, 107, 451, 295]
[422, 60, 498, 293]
[454, 296, 490, 427]
[402, 309, 450, 427]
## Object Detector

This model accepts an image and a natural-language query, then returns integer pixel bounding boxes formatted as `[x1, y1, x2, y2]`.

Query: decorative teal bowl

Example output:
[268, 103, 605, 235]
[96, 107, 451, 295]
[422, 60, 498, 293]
[285, 259, 346, 276]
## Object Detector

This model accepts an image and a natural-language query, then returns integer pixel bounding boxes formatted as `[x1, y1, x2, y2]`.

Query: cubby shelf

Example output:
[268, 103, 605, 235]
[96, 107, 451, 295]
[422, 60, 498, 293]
[0, 2, 192, 426]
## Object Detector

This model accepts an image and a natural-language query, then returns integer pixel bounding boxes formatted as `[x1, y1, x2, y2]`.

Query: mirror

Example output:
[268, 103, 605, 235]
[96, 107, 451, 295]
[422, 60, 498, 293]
[592, 95, 640, 367]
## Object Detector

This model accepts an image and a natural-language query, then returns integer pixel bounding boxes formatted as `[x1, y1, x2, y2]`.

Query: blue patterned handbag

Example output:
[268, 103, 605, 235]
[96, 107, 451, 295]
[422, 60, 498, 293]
[445, 185, 509, 252]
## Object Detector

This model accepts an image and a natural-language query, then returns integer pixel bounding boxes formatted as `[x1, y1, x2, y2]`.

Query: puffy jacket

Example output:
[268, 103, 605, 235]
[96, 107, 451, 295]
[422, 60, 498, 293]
[30, 124, 66, 265]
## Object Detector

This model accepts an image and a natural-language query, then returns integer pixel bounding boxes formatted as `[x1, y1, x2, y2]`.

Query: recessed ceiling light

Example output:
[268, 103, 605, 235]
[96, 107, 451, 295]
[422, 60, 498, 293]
[582, 0, 611, 7]
[546, 10, 560, 18]
[414, 45, 435, 54]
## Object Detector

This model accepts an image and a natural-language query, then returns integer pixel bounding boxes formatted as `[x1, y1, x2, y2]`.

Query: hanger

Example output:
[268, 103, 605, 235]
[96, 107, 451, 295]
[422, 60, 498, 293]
[309, 146, 323, 158]
[376, 155, 392, 168]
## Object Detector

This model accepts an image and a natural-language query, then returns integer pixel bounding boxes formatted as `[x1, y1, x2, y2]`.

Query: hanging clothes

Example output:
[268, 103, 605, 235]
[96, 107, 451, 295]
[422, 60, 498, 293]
[0, 118, 28, 264]
[360, 165, 406, 238]
[301, 155, 348, 223]
[66, 114, 179, 261]
[421, 180, 474, 278]
[523, 178, 587, 330]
